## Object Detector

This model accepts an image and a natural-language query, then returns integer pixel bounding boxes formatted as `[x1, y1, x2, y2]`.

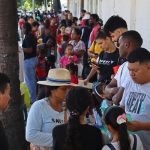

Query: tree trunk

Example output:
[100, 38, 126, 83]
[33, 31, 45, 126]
[0, 0, 27, 150]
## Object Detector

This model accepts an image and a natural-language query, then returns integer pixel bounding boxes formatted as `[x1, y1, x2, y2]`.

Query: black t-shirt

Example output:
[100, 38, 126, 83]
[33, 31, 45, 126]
[97, 49, 119, 82]
[53, 124, 104, 150]
[22, 33, 37, 60]
[0, 121, 9, 150]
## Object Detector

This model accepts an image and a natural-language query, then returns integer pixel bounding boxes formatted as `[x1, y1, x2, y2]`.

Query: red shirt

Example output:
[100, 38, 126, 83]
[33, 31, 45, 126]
[50, 25, 57, 39]
[19, 18, 25, 29]
[71, 74, 78, 84]
[56, 34, 70, 54]
[36, 56, 47, 80]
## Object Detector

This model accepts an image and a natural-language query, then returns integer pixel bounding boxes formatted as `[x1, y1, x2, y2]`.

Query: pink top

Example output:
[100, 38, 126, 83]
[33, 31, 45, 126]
[89, 24, 101, 46]
[59, 55, 78, 68]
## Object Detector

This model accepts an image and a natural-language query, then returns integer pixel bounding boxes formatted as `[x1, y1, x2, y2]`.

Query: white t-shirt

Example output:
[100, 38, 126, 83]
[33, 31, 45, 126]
[102, 134, 143, 150]
[120, 80, 150, 150]
[120, 80, 150, 122]
[114, 62, 131, 87]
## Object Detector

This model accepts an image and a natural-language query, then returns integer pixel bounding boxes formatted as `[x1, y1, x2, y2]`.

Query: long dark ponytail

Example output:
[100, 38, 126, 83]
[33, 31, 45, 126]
[63, 87, 92, 150]
[104, 106, 130, 150]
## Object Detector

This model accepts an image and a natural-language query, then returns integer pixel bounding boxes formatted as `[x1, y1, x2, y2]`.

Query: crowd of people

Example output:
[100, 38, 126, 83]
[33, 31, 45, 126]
[0, 8, 150, 150]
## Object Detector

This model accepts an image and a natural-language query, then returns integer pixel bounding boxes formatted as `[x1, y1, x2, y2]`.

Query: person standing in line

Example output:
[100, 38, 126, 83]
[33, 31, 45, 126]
[22, 22, 38, 104]
[26, 68, 77, 150]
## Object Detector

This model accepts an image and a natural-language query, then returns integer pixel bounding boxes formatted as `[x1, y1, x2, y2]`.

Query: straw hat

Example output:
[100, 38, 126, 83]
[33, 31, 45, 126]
[37, 68, 77, 86]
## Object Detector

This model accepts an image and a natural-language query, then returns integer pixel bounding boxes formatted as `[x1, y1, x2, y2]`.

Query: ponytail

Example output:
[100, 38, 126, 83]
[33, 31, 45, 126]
[104, 106, 131, 150]
[63, 87, 92, 150]
[63, 111, 83, 150]
[118, 124, 131, 150]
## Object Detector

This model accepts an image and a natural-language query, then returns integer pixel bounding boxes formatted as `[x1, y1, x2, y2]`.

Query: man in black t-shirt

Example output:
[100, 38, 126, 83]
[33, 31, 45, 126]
[84, 30, 119, 85]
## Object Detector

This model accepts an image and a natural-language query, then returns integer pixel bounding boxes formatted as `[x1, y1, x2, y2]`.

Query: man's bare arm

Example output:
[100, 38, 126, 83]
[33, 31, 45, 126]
[104, 78, 118, 99]
[127, 121, 150, 131]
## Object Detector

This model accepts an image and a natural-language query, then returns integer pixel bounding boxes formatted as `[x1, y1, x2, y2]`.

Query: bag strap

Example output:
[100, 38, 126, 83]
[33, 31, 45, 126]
[132, 134, 137, 150]
[106, 144, 116, 150]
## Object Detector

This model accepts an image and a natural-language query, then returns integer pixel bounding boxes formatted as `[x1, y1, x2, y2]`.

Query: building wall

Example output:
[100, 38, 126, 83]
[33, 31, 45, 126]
[68, 0, 82, 18]
[135, 0, 150, 50]
[68, 0, 150, 50]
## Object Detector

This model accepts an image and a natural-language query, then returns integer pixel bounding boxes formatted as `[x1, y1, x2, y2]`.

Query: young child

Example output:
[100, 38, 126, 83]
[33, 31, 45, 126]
[61, 34, 70, 56]
[56, 24, 70, 57]
[53, 87, 104, 150]
[102, 106, 144, 150]
[66, 63, 78, 84]
[59, 44, 78, 68]
[36, 43, 48, 81]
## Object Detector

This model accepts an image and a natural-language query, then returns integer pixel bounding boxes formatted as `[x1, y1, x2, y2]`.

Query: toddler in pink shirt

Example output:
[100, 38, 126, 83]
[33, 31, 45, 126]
[59, 44, 78, 68]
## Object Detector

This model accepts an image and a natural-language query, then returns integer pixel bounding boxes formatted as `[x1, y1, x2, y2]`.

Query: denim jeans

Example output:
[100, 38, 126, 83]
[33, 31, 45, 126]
[24, 57, 38, 104]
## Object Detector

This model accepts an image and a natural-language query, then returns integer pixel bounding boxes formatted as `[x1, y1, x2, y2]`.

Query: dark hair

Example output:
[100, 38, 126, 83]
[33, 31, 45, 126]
[23, 22, 32, 34]
[72, 28, 81, 37]
[66, 43, 73, 48]
[92, 82, 107, 118]
[93, 82, 106, 99]
[90, 14, 99, 22]
[121, 30, 143, 48]
[127, 47, 150, 64]
[27, 16, 33, 20]
[79, 17, 82, 21]
[81, 9, 86, 13]
[37, 85, 59, 100]
[66, 63, 78, 75]
[104, 106, 130, 150]
[67, 20, 72, 27]
[60, 24, 66, 29]
[73, 17, 78, 23]
[45, 86, 60, 97]
[31, 21, 40, 27]
[60, 20, 67, 27]
[95, 30, 109, 40]
[104, 15, 127, 36]
[37, 43, 47, 55]
[84, 19, 90, 26]
[44, 18, 50, 29]
[63, 87, 92, 150]
[63, 35, 69, 42]
[98, 18, 103, 26]
[0, 73, 10, 94]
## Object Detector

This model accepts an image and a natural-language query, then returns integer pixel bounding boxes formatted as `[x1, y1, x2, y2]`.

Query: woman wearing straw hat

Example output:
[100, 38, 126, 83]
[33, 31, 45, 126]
[26, 68, 76, 150]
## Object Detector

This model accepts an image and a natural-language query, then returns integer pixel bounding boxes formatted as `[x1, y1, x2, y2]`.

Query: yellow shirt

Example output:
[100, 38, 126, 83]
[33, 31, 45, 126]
[88, 41, 103, 55]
